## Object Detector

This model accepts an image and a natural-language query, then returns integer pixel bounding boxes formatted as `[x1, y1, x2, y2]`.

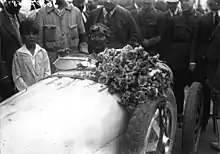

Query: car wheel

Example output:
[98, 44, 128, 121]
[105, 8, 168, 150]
[182, 82, 204, 154]
[124, 88, 177, 154]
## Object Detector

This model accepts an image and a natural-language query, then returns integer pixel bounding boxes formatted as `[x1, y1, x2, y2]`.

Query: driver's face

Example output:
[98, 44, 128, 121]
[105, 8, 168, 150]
[90, 32, 107, 52]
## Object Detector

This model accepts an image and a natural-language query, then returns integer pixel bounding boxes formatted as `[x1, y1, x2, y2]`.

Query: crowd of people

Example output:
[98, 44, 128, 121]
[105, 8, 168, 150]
[1, 0, 220, 151]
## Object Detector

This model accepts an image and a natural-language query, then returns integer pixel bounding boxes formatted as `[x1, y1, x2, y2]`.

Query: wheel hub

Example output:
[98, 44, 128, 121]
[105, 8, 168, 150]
[143, 104, 173, 154]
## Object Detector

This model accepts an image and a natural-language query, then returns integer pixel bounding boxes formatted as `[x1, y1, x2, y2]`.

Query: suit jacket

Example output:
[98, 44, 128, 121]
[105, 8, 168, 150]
[168, 10, 201, 70]
[85, 5, 140, 49]
[193, 12, 218, 63]
[0, 9, 25, 76]
[205, 23, 220, 81]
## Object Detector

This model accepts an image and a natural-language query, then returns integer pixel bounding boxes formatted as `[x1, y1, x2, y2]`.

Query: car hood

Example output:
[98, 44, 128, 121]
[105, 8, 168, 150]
[0, 73, 129, 154]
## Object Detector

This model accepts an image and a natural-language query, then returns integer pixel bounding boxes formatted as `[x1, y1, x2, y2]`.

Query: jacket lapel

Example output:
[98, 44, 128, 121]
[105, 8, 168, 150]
[93, 7, 103, 24]
[1, 11, 22, 46]
[208, 23, 220, 43]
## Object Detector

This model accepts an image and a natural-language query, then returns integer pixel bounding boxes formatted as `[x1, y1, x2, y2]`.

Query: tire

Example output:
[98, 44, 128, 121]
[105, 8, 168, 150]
[124, 88, 177, 154]
[182, 82, 204, 154]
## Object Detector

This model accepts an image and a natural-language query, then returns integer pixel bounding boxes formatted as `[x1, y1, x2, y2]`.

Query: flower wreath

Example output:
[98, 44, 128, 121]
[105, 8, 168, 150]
[89, 45, 173, 114]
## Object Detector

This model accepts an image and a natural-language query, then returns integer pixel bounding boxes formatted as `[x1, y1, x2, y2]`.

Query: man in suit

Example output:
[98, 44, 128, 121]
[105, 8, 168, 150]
[131, 0, 164, 56]
[86, 0, 140, 50]
[158, 0, 201, 126]
[197, 0, 220, 150]
[192, 0, 220, 131]
[0, 0, 25, 102]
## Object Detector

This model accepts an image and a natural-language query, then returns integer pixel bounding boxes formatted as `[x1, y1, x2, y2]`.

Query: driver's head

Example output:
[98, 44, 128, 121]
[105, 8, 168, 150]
[4, 0, 22, 14]
[89, 23, 110, 53]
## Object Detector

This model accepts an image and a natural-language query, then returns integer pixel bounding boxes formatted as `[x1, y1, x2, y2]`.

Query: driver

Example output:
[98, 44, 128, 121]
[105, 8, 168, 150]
[88, 23, 110, 59]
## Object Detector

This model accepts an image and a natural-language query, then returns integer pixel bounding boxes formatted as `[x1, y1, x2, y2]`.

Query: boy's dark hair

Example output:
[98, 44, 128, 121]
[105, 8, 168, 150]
[19, 19, 39, 35]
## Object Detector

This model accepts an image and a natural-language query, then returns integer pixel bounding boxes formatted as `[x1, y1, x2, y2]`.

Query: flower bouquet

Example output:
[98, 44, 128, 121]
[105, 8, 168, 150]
[89, 45, 173, 114]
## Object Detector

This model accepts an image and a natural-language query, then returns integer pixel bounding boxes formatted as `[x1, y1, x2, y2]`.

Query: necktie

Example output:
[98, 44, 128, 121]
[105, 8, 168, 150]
[214, 12, 220, 25]
[104, 12, 111, 24]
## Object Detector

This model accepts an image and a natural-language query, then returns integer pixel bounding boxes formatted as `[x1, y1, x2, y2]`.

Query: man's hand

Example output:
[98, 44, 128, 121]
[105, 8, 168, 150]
[189, 62, 196, 71]
[142, 36, 161, 48]
[142, 39, 150, 47]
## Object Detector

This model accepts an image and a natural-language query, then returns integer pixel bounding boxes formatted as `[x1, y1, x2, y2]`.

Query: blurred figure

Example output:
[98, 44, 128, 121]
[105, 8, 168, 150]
[0, 0, 26, 101]
[35, 0, 88, 73]
[193, 0, 220, 133]
[86, 0, 140, 49]
[154, 0, 167, 12]
[72, 0, 86, 11]
[131, 0, 164, 55]
[168, 0, 201, 130]
[31, 0, 41, 10]
[87, 0, 97, 11]
[196, 0, 220, 150]
[125, 0, 141, 11]
[72, 0, 89, 24]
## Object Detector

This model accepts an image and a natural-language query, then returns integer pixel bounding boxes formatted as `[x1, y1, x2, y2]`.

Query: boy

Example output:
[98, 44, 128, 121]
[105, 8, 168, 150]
[12, 19, 51, 91]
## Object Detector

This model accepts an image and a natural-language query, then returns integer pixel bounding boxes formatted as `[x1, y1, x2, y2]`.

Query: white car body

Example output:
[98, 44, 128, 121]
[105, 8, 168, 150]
[0, 56, 129, 154]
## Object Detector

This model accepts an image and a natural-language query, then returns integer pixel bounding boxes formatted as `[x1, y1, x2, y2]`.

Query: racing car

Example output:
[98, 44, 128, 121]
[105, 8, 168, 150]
[0, 45, 177, 154]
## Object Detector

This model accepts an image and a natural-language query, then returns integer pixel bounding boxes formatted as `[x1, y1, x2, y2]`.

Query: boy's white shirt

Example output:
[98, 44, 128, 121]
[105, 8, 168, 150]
[19, 44, 41, 68]
[12, 44, 51, 91]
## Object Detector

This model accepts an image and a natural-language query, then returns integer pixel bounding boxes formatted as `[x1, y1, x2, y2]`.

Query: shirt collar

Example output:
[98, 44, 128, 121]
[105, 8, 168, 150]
[134, 3, 139, 9]
[168, 8, 179, 16]
[18, 44, 42, 57]
[83, 5, 87, 12]
[103, 6, 116, 17]
[212, 10, 220, 16]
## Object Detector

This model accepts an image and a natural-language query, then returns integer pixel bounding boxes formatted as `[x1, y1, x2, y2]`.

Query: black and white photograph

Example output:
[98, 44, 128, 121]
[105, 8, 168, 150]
[0, 0, 220, 153]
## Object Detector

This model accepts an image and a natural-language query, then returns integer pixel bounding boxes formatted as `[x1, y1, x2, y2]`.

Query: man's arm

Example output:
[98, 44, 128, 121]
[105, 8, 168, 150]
[76, 9, 88, 54]
[189, 16, 202, 70]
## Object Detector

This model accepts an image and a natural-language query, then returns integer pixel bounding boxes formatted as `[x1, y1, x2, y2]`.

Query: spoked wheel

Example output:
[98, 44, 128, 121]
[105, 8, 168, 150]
[125, 89, 177, 154]
[182, 82, 204, 154]
[143, 102, 176, 154]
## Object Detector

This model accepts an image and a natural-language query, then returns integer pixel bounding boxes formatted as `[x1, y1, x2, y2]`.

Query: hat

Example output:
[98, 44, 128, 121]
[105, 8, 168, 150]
[89, 23, 110, 37]
[166, 0, 179, 3]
